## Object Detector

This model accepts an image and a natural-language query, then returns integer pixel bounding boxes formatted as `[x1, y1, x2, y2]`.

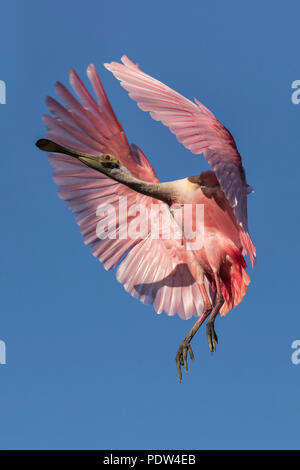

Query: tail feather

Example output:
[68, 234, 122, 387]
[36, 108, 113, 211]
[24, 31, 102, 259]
[219, 245, 250, 316]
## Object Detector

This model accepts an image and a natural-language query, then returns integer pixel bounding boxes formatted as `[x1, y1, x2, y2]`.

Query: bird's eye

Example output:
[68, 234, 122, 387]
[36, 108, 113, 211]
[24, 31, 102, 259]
[105, 155, 110, 161]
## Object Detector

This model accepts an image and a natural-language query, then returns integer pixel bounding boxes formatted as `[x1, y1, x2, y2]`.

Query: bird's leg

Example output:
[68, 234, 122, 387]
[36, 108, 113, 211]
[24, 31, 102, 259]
[206, 272, 224, 353]
[175, 283, 212, 382]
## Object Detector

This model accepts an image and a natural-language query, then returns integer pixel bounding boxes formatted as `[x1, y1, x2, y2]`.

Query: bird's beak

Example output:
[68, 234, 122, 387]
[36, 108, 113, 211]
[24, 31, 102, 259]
[35, 138, 119, 171]
[35, 138, 86, 159]
[77, 155, 105, 171]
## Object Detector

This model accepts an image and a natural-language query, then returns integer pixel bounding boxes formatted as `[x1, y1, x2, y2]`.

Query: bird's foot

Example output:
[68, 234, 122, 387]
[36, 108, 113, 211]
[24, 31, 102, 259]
[206, 322, 218, 353]
[175, 338, 195, 382]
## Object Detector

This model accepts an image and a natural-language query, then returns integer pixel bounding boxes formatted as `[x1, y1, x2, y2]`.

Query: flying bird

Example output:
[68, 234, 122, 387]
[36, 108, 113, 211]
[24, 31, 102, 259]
[36, 56, 256, 381]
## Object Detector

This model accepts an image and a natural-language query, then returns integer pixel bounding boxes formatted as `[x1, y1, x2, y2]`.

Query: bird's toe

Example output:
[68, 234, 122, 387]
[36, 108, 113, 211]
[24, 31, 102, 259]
[206, 322, 218, 354]
[175, 340, 194, 382]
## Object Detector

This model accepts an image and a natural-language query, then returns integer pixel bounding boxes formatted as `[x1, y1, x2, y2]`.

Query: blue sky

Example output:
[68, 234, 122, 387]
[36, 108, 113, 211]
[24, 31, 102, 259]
[0, 0, 299, 450]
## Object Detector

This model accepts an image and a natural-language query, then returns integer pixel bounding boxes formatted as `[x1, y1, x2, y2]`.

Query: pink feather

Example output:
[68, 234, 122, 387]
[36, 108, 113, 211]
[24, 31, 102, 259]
[105, 56, 256, 266]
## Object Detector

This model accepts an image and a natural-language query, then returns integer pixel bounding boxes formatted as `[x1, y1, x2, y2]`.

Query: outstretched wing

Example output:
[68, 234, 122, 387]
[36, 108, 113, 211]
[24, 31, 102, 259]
[105, 56, 256, 266]
[42, 65, 210, 319]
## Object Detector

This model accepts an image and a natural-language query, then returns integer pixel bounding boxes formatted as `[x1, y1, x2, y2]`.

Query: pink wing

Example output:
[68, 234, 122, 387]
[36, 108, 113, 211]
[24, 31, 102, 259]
[105, 56, 256, 266]
[43, 65, 210, 319]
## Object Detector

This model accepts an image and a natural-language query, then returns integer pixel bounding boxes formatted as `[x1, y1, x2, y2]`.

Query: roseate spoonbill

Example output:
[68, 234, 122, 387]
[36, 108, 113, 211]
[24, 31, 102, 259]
[36, 56, 256, 381]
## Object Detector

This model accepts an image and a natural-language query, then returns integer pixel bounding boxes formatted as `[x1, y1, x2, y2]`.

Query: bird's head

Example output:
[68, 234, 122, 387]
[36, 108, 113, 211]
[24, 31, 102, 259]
[78, 153, 120, 171]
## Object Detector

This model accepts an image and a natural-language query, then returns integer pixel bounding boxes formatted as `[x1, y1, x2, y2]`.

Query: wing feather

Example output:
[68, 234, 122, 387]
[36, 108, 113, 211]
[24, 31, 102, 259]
[43, 65, 210, 318]
[105, 56, 256, 265]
